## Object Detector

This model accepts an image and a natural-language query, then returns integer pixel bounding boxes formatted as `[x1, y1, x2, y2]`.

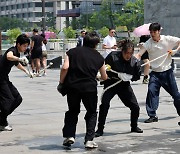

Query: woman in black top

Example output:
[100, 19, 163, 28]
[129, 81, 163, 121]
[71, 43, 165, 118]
[95, 40, 143, 137]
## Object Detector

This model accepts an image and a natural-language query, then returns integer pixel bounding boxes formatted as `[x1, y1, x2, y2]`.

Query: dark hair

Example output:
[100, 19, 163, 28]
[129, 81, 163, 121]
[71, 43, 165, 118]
[16, 34, 30, 46]
[83, 31, 100, 48]
[149, 23, 161, 31]
[139, 35, 150, 43]
[40, 33, 45, 38]
[117, 39, 134, 53]
[109, 28, 115, 31]
[33, 28, 38, 32]
[81, 30, 86, 33]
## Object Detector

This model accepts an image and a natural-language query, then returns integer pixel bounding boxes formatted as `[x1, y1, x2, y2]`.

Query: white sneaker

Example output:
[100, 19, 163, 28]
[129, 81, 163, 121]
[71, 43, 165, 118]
[63, 137, 75, 146]
[0, 125, 13, 131]
[85, 141, 98, 148]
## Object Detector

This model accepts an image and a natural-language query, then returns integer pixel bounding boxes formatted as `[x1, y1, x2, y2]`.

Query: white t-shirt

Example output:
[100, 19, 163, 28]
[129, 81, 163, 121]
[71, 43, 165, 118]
[141, 35, 180, 72]
[102, 35, 117, 58]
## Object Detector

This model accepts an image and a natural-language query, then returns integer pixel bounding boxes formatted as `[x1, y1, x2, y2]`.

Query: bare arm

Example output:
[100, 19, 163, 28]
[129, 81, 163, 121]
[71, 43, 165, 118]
[102, 44, 117, 50]
[7, 51, 20, 61]
[99, 63, 108, 80]
[134, 45, 146, 60]
[16, 63, 27, 72]
[59, 54, 69, 83]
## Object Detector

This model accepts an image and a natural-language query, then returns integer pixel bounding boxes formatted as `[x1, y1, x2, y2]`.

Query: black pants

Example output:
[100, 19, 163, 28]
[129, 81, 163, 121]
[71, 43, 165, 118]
[62, 90, 98, 142]
[0, 80, 22, 126]
[97, 82, 140, 130]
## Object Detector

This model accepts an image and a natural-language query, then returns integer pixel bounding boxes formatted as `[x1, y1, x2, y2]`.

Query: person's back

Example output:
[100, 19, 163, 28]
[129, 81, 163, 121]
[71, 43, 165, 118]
[64, 46, 104, 92]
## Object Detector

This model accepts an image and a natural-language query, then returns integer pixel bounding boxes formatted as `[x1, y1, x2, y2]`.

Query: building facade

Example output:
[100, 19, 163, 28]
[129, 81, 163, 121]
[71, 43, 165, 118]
[0, 0, 126, 31]
[144, 0, 180, 37]
[0, 0, 66, 30]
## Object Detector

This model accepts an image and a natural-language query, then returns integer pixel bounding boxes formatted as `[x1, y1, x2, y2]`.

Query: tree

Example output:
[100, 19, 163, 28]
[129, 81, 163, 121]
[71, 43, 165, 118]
[0, 17, 29, 31]
[7, 28, 21, 44]
[116, 0, 144, 31]
[98, 26, 109, 38]
[63, 26, 76, 39]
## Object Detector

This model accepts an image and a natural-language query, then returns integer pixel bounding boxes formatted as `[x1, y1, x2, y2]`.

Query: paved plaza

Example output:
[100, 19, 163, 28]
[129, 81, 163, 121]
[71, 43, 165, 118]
[0, 67, 180, 154]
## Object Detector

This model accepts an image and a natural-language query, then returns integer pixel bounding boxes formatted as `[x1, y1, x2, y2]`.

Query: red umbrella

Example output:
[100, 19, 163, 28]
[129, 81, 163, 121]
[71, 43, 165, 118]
[133, 23, 151, 37]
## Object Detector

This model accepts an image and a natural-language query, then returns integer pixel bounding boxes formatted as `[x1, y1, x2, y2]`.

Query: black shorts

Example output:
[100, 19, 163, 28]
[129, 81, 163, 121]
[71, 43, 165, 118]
[31, 47, 42, 59]
[141, 51, 149, 60]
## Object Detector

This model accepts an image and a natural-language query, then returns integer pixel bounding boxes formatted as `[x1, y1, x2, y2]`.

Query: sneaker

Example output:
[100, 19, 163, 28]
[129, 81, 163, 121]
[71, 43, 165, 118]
[131, 127, 143, 133]
[142, 78, 149, 84]
[85, 141, 98, 148]
[95, 129, 103, 137]
[0, 125, 13, 131]
[63, 137, 75, 147]
[144, 116, 158, 123]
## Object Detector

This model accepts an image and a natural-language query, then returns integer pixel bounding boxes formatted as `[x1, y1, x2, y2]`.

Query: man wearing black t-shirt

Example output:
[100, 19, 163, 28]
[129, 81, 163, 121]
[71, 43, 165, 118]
[0, 34, 32, 131]
[59, 32, 107, 148]
[30, 28, 43, 75]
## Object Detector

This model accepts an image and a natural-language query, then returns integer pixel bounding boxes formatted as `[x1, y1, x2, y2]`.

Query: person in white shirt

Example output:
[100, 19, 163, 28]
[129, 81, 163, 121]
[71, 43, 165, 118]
[102, 28, 117, 58]
[136, 23, 180, 124]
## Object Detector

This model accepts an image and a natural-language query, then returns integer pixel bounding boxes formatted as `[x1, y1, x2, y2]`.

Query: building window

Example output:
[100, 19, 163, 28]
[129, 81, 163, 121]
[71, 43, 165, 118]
[57, 1, 61, 7]
[45, 2, 53, 7]
[35, 12, 42, 17]
[35, 2, 42, 7]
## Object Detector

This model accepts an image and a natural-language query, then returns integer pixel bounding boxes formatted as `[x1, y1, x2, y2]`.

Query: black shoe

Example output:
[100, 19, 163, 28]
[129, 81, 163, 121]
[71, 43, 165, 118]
[95, 129, 103, 137]
[178, 122, 180, 126]
[144, 116, 158, 123]
[131, 127, 143, 133]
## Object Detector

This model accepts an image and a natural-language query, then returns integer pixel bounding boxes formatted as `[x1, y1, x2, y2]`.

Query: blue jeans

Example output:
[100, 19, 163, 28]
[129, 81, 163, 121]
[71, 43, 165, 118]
[146, 69, 180, 117]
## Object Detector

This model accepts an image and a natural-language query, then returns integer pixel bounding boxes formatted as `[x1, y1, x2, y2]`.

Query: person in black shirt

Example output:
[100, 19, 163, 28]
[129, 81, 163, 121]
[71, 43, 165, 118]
[59, 32, 107, 148]
[0, 34, 31, 131]
[95, 40, 143, 137]
[30, 28, 43, 75]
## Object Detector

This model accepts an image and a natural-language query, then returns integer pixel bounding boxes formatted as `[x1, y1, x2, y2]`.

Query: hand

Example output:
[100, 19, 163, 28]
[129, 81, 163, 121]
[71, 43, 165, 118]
[19, 57, 29, 65]
[118, 73, 132, 81]
[25, 70, 33, 78]
[57, 83, 67, 96]
[105, 64, 111, 71]
[137, 43, 144, 48]
[168, 49, 177, 56]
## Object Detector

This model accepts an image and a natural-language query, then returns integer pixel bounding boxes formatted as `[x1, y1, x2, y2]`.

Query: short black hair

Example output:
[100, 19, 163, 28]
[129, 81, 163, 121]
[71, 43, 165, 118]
[109, 28, 115, 31]
[16, 34, 30, 46]
[33, 28, 38, 32]
[81, 30, 86, 33]
[149, 23, 161, 31]
[40, 33, 45, 38]
[83, 31, 100, 48]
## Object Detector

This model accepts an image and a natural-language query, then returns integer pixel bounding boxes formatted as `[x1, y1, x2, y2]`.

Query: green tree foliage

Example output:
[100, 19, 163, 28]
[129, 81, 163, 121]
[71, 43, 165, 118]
[116, 0, 144, 31]
[0, 17, 29, 31]
[63, 26, 76, 39]
[70, 0, 144, 32]
[98, 26, 109, 38]
[7, 28, 21, 44]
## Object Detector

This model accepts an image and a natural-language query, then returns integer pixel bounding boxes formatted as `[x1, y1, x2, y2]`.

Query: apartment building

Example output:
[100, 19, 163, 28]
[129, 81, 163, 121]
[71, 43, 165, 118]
[0, 0, 125, 31]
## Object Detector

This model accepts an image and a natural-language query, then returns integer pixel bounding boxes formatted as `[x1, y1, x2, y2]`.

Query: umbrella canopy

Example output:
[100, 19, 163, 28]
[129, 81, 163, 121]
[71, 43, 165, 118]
[133, 23, 151, 37]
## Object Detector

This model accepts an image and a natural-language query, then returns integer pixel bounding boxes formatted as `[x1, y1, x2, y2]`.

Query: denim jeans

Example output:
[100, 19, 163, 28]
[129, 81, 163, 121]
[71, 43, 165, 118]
[146, 69, 180, 117]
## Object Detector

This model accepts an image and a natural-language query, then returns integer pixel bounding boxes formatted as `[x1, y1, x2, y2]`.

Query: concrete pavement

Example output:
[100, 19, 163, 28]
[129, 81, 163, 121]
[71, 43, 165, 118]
[0, 67, 180, 154]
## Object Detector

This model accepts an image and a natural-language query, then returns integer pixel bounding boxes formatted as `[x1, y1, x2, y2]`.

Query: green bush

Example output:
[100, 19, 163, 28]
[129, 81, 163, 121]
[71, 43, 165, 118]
[63, 26, 76, 39]
[7, 28, 21, 44]
[99, 27, 109, 38]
